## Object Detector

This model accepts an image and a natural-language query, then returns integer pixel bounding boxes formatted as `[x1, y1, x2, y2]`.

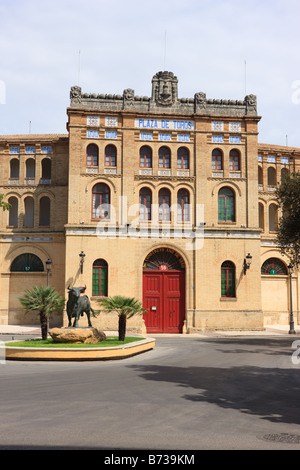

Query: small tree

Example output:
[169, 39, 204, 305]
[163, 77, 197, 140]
[98, 296, 146, 341]
[276, 172, 300, 268]
[20, 286, 65, 340]
[0, 194, 11, 211]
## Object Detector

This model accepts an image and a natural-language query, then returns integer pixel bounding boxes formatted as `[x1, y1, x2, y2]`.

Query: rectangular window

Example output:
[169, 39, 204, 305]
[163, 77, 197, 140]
[177, 194, 190, 222]
[159, 196, 171, 221]
[219, 197, 235, 221]
[177, 155, 189, 169]
[218, 191, 235, 222]
[229, 156, 240, 171]
[105, 155, 116, 166]
[212, 155, 222, 170]
[92, 267, 108, 296]
[87, 155, 98, 166]
[159, 155, 170, 168]
[226, 197, 234, 221]
[140, 197, 151, 220]
[221, 268, 235, 297]
[140, 155, 152, 168]
[92, 193, 110, 219]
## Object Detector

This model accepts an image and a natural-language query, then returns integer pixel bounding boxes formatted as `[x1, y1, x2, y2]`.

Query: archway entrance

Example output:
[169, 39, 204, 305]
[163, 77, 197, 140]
[143, 248, 186, 333]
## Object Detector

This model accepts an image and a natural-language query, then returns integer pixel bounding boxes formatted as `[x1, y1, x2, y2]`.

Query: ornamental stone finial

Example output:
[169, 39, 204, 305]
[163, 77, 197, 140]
[70, 86, 82, 105]
[245, 94, 257, 113]
[151, 71, 178, 107]
[194, 92, 207, 112]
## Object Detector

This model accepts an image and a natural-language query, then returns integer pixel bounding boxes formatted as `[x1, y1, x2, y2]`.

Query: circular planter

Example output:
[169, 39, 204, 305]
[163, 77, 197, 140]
[5, 338, 155, 361]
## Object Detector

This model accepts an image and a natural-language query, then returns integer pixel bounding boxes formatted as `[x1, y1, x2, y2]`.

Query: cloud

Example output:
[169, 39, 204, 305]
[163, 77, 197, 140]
[0, 0, 299, 145]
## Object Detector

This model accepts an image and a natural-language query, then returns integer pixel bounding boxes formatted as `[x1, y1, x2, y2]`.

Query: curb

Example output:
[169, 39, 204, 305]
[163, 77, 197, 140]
[5, 338, 155, 361]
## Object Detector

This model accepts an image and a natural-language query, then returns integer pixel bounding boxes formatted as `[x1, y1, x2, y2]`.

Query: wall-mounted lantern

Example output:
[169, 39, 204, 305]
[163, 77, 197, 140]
[243, 253, 252, 275]
[45, 258, 52, 286]
[79, 251, 85, 274]
[288, 263, 296, 334]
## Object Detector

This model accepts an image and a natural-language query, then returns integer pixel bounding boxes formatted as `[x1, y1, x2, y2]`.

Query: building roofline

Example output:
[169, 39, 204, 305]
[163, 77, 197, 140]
[258, 142, 300, 152]
[0, 134, 68, 141]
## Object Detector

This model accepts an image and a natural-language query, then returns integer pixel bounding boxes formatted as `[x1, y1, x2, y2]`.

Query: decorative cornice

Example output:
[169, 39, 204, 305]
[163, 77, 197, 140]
[70, 71, 257, 117]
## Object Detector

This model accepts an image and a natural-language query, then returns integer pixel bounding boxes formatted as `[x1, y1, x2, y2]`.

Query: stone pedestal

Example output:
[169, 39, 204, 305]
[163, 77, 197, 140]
[49, 327, 106, 344]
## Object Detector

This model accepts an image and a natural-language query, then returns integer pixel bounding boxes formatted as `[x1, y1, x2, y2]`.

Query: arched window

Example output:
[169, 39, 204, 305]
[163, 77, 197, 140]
[140, 146, 152, 168]
[281, 168, 289, 181]
[229, 149, 240, 171]
[87, 144, 99, 167]
[221, 261, 236, 297]
[26, 158, 35, 178]
[10, 159, 19, 178]
[267, 167, 276, 186]
[92, 183, 110, 219]
[24, 197, 34, 227]
[11, 253, 44, 272]
[177, 148, 189, 169]
[269, 203, 278, 232]
[218, 187, 235, 222]
[177, 189, 190, 222]
[8, 196, 18, 227]
[41, 158, 51, 179]
[139, 188, 152, 220]
[39, 196, 50, 226]
[212, 149, 223, 170]
[105, 145, 117, 167]
[258, 202, 264, 231]
[143, 248, 185, 271]
[159, 188, 171, 221]
[261, 258, 288, 275]
[92, 259, 108, 296]
[159, 146, 171, 169]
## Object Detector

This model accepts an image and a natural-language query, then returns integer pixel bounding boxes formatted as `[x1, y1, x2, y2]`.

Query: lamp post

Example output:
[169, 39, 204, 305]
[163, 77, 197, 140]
[79, 251, 85, 274]
[45, 258, 52, 335]
[243, 253, 252, 275]
[288, 263, 296, 334]
[45, 258, 52, 286]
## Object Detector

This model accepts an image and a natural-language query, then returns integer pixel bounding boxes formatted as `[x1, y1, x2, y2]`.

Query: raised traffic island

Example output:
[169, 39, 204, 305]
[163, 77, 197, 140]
[5, 328, 155, 361]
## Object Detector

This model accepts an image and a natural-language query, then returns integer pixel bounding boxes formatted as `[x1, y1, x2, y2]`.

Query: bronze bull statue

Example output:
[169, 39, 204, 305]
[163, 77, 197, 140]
[66, 286, 95, 328]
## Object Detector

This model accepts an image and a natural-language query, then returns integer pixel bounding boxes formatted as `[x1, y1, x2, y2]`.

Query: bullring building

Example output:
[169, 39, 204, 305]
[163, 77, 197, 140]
[0, 71, 299, 333]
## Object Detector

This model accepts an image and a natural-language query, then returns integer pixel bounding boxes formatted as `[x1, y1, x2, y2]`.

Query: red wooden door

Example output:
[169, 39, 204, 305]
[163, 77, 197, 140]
[143, 273, 163, 332]
[143, 271, 185, 333]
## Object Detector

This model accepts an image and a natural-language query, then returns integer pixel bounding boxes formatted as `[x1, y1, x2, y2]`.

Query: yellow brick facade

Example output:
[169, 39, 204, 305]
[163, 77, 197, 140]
[0, 71, 299, 332]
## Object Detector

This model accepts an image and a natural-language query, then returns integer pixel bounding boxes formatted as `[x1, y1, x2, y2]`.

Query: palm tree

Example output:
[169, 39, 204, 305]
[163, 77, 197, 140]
[20, 286, 65, 340]
[0, 194, 11, 211]
[98, 296, 146, 341]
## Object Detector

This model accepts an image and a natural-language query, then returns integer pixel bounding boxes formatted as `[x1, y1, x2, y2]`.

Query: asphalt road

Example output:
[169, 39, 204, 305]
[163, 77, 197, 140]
[1, 334, 300, 451]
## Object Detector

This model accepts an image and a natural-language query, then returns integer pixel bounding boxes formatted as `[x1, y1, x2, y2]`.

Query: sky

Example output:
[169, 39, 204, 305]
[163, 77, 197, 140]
[0, 0, 299, 147]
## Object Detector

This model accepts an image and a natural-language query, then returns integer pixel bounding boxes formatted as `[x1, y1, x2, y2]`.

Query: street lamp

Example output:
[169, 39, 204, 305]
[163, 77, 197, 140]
[79, 251, 85, 274]
[45, 258, 52, 286]
[288, 263, 296, 334]
[243, 253, 252, 275]
[45, 258, 52, 335]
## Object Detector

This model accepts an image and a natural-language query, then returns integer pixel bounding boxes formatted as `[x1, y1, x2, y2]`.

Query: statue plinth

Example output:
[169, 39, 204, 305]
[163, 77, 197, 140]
[49, 327, 106, 344]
